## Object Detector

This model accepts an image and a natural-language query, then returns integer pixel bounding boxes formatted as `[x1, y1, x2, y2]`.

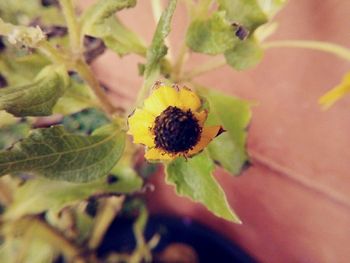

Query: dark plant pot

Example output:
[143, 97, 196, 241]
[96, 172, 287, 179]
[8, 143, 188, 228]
[99, 215, 255, 263]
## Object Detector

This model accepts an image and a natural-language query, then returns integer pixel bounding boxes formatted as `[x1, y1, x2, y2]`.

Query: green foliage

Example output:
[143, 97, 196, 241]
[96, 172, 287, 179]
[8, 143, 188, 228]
[198, 87, 252, 175]
[186, 11, 237, 55]
[257, 0, 287, 18]
[87, 16, 146, 57]
[0, 0, 64, 26]
[225, 37, 263, 70]
[0, 122, 30, 150]
[53, 78, 98, 115]
[62, 108, 110, 134]
[0, 123, 125, 182]
[0, 53, 49, 87]
[143, 0, 177, 84]
[0, 65, 69, 117]
[4, 171, 142, 220]
[217, 0, 268, 31]
[81, 0, 137, 37]
[166, 152, 241, 223]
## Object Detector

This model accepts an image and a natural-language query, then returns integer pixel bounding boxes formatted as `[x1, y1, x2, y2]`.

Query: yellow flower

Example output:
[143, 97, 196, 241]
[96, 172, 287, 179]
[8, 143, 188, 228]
[127, 82, 223, 161]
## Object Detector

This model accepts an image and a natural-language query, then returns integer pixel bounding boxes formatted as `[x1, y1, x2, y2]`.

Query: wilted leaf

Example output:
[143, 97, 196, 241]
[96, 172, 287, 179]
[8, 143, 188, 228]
[319, 72, 350, 109]
[4, 170, 142, 220]
[198, 87, 251, 175]
[143, 0, 177, 85]
[217, 0, 268, 31]
[166, 152, 241, 223]
[186, 11, 237, 55]
[80, 0, 136, 36]
[225, 37, 263, 70]
[0, 65, 69, 117]
[0, 123, 126, 182]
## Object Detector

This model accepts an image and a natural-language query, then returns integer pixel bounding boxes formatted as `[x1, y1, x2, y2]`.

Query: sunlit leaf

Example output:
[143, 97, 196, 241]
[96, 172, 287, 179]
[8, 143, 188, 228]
[0, 65, 69, 117]
[0, 123, 126, 182]
[319, 72, 350, 109]
[198, 87, 251, 175]
[225, 37, 263, 70]
[186, 11, 237, 55]
[166, 152, 241, 223]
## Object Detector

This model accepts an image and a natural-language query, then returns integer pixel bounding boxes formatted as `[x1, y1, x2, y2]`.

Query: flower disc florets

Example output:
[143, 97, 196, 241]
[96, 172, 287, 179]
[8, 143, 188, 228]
[153, 106, 201, 153]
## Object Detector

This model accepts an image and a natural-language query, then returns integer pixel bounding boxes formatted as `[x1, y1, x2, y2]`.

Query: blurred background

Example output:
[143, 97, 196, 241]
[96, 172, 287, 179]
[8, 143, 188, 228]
[81, 1, 350, 262]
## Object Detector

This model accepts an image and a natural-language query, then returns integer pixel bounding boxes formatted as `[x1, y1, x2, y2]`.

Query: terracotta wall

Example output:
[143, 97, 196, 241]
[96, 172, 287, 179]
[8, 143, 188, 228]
[82, 1, 350, 262]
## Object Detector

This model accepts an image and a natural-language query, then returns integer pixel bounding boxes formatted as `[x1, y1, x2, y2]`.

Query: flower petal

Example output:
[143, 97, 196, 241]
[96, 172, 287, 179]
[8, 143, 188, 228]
[178, 87, 201, 111]
[145, 148, 176, 161]
[193, 110, 208, 126]
[188, 125, 222, 155]
[144, 86, 180, 116]
[128, 109, 155, 147]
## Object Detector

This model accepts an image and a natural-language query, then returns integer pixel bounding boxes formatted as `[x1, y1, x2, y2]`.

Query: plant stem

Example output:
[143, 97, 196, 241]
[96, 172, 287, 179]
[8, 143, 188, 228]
[37, 41, 67, 65]
[20, 216, 84, 260]
[182, 56, 226, 80]
[172, 40, 189, 82]
[75, 59, 117, 116]
[59, 0, 81, 54]
[263, 40, 350, 62]
[88, 196, 124, 250]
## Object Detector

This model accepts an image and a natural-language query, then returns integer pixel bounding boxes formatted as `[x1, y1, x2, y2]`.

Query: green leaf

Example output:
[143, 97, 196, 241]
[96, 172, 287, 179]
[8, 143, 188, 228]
[81, 0, 136, 36]
[62, 108, 110, 134]
[0, 53, 50, 87]
[198, 87, 251, 175]
[87, 16, 147, 57]
[186, 11, 237, 55]
[0, 122, 30, 150]
[217, 0, 268, 31]
[143, 0, 177, 84]
[0, 0, 65, 26]
[224, 37, 263, 70]
[0, 123, 126, 182]
[0, 65, 69, 117]
[53, 78, 98, 115]
[166, 153, 241, 223]
[256, 0, 287, 18]
[4, 171, 142, 220]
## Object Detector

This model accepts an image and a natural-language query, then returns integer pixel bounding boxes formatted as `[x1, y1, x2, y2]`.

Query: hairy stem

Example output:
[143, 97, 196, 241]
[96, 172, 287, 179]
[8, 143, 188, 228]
[59, 0, 81, 54]
[151, 0, 173, 60]
[263, 40, 350, 61]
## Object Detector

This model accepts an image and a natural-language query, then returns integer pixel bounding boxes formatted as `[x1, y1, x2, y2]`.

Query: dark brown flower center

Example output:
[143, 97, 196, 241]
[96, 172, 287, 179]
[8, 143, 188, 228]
[153, 106, 201, 153]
